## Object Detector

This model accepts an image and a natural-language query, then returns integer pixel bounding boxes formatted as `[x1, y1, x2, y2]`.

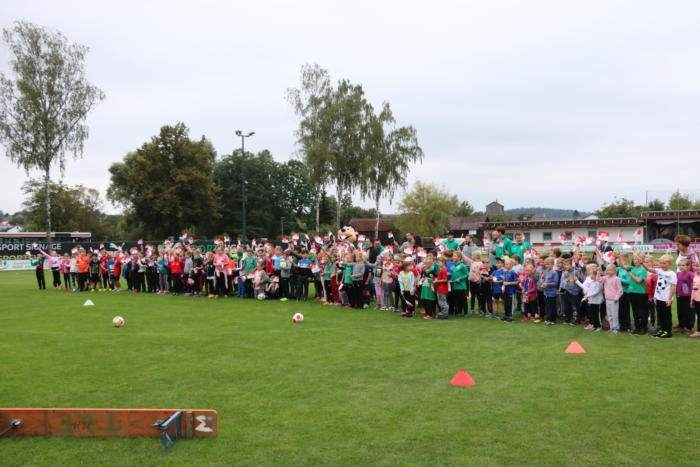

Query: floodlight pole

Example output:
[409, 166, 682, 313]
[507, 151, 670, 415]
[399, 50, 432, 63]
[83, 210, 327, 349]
[236, 130, 255, 242]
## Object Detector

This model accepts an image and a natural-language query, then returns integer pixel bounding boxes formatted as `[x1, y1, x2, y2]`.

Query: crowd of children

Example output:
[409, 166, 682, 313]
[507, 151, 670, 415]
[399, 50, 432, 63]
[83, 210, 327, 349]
[27, 231, 700, 339]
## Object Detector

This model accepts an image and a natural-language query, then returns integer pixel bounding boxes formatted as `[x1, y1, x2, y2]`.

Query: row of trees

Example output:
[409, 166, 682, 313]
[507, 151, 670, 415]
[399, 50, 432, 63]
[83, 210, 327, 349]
[594, 192, 700, 218]
[286, 64, 423, 238]
[104, 123, 379, 240]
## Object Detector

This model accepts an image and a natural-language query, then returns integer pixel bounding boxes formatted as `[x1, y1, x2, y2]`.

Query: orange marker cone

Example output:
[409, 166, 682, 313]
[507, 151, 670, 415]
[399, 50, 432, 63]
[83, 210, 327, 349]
[565, 341, 586, 354]
[450, 370, 476, 386]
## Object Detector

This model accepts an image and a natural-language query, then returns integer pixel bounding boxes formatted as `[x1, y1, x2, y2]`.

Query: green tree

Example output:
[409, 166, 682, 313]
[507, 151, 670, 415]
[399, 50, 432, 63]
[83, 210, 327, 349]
[107, 123, 219, 239]
[286, 64, 333, 233]
[646, 198, 665, 211]
[212, 149, 316, 240]
[667, 191, 695, 210]
[361, 102, 423, 239]
[394, 182, 461, 237]
[595, 197, 642, 218]
[288, 66, 370, 231]
[22, 179, 108, 238]
[456, 200, 475, 217]
[0, 22, 105, 248]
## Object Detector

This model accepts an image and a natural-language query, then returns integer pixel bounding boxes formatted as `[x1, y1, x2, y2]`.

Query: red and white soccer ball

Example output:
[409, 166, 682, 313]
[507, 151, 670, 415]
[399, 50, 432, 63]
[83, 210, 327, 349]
[292, 313, 304, 323]
[112, 316, 125, 328]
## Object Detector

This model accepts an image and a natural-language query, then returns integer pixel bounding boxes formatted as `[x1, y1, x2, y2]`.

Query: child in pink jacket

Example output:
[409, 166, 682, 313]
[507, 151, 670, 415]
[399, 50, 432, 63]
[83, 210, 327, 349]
[598, 263, 623, 334]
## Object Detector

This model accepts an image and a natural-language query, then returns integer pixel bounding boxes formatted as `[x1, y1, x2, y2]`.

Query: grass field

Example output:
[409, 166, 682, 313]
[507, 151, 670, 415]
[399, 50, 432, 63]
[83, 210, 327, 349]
[1, 270, 699, 466]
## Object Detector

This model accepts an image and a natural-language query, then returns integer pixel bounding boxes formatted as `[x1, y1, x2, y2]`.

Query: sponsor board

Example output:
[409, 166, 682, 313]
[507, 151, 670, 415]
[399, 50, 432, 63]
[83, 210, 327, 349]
[0, 259, 34, 271]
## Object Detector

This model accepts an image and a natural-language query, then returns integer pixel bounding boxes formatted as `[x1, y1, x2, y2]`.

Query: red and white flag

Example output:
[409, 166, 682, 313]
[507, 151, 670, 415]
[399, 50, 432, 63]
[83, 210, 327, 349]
[585, 236, 595, 245]
[304, 233, 310, 241]
[310, 246, 318, 255]
[314, 235, 322, 244]
[633, 228, 642, 242]
[164, 239, 172, 246]
[483, 236, 490, 245]
[224, 236, 230, 243]
[281, 237, 289, 243]
[384, 245, 393, 254]
[404, 246, 414, 255]
[31, 242, 38, 249]
[251, 238, 257, 247]
[559, 233, 568, 244]
[383, 261, 393, 271]
[576, 236, 586, 246]
[417, 248, 427, 257]
[597, 231, 609, 242]
[214, 238, 222, 245]
[616, 231, 622, 243]
[327, 231, 333, 238]
[292, 233, 299, 241]
[433, 236, 441, 246]
[71, 247, 78, 254]
[99, 242, 104, 249]
[130, 247, 138, 255]
[25, 250, 31, 256]
[438, 243, 447, 253]
[181, 232, 188, 239]
[602, 251, 617, 263]
[357, 234, 366, 244]
[387, 231, 393, 239]
[137, 238, 143, 245]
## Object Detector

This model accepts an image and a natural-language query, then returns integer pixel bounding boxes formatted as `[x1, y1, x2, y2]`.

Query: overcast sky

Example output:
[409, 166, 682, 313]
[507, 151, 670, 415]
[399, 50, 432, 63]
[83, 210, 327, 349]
[1, 0, 700, 217]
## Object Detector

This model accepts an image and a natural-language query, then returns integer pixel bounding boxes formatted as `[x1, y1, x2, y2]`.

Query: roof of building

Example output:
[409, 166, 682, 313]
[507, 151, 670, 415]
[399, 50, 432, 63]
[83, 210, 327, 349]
[348, 218, 394, 232]
[640, 210, 700, 220]
[481, 217, 641, 229]
[486, 201, 503, 207]
[450, 215, 489, 231]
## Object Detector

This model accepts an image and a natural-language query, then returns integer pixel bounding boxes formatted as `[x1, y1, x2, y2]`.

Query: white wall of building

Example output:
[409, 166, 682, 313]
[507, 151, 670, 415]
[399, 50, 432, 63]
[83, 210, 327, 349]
[505, 226, 642, 246]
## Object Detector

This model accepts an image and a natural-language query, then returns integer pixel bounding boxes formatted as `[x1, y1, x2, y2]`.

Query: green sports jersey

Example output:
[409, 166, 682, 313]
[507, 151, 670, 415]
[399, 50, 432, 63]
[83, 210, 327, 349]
[244, 256, 257, 273]
[442, 239, 459, 251]
[343, 265, 353, 284]
[450, 262, 468, 290]
[625, 266, 647, 294]
[509, 241, 531, 263]
[494, 236, 512, 259]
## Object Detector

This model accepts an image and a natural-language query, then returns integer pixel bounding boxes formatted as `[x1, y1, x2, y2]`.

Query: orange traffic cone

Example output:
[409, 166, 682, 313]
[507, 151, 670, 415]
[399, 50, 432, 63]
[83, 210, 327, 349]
[565, 341, 586, 354]
[450, 370, 476, 386]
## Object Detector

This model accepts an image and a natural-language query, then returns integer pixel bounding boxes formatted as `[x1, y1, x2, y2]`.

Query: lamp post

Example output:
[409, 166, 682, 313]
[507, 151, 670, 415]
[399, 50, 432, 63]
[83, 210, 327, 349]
[235, 130, 255, 241]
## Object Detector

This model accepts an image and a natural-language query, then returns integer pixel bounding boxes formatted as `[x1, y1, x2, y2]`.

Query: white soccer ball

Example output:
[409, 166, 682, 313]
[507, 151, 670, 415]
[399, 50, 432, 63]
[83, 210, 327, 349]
[112, 316, 125, 328]
[257, 293, 266, 300]
[292, 313, 304, 323]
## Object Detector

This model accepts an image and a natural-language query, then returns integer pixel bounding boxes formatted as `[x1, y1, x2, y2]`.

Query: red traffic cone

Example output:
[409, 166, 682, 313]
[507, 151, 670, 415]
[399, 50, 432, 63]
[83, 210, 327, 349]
[565, 341, 586, 354]
[450, 370, 476, 386]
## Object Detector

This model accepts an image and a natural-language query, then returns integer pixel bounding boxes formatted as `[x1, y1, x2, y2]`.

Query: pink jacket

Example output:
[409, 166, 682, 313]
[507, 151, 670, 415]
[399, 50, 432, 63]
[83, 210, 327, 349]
[597, 273, 623, 301]
[692, 275, 700, 302]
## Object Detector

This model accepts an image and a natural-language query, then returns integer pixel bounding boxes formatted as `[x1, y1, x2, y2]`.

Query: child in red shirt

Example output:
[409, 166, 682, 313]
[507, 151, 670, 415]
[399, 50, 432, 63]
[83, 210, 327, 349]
[644, 254, 658, 333]
[433, 256, 450, 320]
[169, 253, 184, 295]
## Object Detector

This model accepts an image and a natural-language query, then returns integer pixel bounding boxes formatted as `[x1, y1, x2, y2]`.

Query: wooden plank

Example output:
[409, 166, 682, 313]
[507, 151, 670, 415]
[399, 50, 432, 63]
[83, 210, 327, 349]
[0, 409, 217, 437]
[185, 411, 193, 438]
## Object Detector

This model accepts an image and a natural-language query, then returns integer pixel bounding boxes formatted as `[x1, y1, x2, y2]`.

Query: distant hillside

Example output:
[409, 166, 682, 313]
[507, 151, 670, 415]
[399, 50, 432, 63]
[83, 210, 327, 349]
[504, 208, 592, 219]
